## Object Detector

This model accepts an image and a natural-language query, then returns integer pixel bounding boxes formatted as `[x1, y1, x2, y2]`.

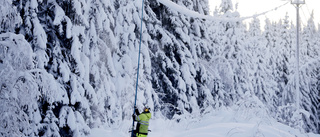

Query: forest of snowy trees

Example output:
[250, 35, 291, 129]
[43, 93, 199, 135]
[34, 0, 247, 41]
[0, 0, 319, 136]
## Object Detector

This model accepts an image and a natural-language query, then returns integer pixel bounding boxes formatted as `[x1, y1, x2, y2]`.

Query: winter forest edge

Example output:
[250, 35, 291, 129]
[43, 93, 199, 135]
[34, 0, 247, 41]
[0, 0, 319, 136]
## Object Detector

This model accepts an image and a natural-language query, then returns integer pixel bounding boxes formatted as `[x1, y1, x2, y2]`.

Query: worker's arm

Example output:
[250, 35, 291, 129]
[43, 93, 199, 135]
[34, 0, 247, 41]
[134, 107, 140, 115]
[132, 107, 140, 121]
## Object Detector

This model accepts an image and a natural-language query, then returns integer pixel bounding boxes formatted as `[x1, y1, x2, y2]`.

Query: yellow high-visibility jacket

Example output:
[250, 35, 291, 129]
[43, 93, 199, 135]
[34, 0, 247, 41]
[135, 112, 151, 134]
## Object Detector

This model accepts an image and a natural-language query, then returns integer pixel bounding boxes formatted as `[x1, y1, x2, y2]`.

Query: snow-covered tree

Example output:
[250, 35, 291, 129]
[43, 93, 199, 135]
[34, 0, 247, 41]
[0, 0, 21, 33]
[301, 11, 318, 63]
[299, 13, 320, 133]
[247, 17, 277, 112]
[148, 0, 212, 119]
[219, 0, 233, 14]
[218, 4, 250, 103]
[277, 14, 295, 106]
[299, 59, 320, 133]
[0, 33, 40, 137]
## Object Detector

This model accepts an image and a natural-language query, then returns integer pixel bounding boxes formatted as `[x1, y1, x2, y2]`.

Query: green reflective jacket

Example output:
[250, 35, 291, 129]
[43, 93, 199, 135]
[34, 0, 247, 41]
[136, 112, 151, 134]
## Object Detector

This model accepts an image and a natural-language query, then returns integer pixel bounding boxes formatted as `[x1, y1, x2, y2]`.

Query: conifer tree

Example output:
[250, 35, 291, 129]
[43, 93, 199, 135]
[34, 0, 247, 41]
[0, 33, 39, 137]
[299, 13, 320, 133]
[248, 17, 276, 111]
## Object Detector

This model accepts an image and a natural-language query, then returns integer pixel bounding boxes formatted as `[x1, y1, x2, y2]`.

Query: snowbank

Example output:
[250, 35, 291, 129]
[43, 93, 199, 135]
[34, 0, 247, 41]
[89, 108, 320, 137]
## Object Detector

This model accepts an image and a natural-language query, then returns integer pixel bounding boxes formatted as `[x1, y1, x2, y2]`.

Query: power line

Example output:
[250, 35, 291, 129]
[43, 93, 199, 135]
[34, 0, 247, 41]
[304, 2, 312, 16]
[157, 0, 289, 22]
[301, 6, 308, 27]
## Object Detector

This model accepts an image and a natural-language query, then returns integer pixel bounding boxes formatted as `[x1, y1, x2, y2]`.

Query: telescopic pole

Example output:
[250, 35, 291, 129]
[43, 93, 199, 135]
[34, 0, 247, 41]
[131, 0, 145, 137]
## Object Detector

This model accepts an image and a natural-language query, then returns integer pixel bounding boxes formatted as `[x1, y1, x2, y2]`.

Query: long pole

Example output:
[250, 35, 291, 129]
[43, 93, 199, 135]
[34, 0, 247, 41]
[133, 0, 145, 113]
[131, 0, 145, 137]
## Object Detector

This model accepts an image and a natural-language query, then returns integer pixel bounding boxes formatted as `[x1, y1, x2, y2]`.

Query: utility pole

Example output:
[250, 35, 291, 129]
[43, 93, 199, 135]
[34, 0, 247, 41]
[291, 0, 304, 130]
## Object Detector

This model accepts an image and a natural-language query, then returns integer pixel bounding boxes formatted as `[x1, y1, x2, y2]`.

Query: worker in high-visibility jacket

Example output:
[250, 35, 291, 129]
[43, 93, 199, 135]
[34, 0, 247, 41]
[132, 106, 151, 137]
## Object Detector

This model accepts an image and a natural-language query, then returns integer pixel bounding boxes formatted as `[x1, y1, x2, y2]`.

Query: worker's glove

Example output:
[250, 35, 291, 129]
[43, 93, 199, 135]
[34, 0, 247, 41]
[132, 114, 136, 121]
[134, 107, 139, 115]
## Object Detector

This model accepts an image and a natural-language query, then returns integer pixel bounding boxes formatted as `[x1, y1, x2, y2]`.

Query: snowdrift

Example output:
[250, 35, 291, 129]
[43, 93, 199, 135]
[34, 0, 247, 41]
[89, 108, 320, 137]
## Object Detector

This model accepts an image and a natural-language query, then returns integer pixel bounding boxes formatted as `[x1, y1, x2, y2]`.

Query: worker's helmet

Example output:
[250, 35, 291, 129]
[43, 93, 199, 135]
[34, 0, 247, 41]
[143, 106, 150, 112]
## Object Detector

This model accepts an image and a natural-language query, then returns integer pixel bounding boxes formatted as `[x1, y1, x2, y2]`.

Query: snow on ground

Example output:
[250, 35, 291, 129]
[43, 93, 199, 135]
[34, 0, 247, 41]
[89, 108, 320, 137]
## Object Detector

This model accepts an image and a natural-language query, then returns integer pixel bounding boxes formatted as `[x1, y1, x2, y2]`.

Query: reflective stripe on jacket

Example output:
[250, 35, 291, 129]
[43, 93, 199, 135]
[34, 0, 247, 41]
[135, 112, 151, 134]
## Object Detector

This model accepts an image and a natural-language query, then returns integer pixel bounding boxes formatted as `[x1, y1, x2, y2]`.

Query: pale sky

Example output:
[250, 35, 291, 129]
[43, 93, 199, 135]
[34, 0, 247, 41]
[209, 0, 320, 29]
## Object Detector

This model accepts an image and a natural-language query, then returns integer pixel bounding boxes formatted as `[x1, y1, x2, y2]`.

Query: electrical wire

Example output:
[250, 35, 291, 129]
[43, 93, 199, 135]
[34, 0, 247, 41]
[301, 6, 308, 27]
[304, 2, 312, 16]
[158, 0, 289, 22]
